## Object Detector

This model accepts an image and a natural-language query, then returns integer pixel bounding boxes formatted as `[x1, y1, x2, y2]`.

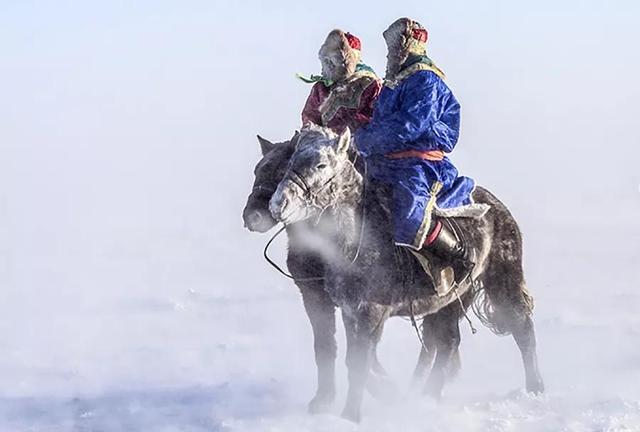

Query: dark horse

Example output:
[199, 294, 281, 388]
[243, 133, 454, 411]
[264, 125, 543, 422]
[244, 132, 400, 407]
[244, 133, 342, 413]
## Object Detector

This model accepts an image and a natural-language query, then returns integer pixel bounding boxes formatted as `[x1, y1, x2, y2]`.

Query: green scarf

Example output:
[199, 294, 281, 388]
[296, 73, 334, 87]
[354, 62, 376, 75]
[296, 63, 377, 87]
[400, 54, 437, 72]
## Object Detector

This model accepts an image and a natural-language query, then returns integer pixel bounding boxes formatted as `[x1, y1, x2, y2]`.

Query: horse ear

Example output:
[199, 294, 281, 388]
[291, 130, 300, 147]
[257, 135, 275, 156]
[336, 128, 351, 154]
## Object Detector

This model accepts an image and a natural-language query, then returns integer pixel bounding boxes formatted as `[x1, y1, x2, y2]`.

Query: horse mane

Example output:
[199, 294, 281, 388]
[299, 124, 339, 144]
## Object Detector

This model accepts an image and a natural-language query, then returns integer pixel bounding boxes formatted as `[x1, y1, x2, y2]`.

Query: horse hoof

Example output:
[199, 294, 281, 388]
[340, 407, 361, 423]
[526, 378, 545, 395]
[423, 379, 444, 400]
[366, 374, 399, 402]
[410, 375, 423, 391]
[308, 393, 334, 414]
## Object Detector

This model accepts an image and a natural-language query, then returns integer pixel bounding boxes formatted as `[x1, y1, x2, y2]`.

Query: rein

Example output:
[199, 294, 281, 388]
[289, 168, 337, 211]
[263, 225, 325, 282]
[262, 154, 368, 283]
[260, 153, 478, 342]
[407, 279, 478, 356]
[252, 184, 278, 195]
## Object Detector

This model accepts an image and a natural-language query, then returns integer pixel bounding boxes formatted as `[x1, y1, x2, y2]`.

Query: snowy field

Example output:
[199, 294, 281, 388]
[1, 211, 639, 431]
[2, 1, 639, 431]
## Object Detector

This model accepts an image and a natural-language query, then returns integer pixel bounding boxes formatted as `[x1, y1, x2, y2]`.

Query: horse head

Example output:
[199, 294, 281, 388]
[242, 133, 297, 232]
[269, 124, 356, 226]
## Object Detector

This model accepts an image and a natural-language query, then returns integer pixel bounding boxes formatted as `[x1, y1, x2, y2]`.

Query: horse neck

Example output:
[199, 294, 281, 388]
[326, 163, 364, 249]
[291, 163, 362, 251]
[339, 159, 363, 200]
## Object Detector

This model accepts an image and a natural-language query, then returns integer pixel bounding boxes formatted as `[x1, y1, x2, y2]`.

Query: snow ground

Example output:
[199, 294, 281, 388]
[2, 2, 640, 431]
[0, 220, 638, 431]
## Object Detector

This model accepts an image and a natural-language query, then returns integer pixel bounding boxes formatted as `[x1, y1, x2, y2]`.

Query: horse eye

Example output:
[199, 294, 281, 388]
[316, 163, 327, 169]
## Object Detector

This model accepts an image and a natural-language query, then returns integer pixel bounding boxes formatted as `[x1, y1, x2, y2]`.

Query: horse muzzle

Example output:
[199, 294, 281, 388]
[242, 206, 277, 233]
[269, 180, 307, 225]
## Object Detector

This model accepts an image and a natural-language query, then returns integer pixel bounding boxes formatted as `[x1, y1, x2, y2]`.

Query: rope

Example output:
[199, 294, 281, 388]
[262, 154, 368, 282]
[409, 301, 430, 354]
[446, 217, 479, 335]
[263, 225, 325, 282]
[407, 285, 476, 361]
[262, 155, 477, 339]
[453, 285, 477, 334]
[348, 155, 367, 264]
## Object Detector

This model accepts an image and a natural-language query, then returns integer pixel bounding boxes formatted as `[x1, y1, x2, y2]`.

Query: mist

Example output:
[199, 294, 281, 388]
[0, 1, 639, 430]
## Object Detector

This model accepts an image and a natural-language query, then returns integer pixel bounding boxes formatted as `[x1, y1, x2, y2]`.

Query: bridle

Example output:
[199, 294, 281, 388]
[259, 152, 479, 340]
[251, 183, 278, 197]
[287, 168, 337, 213]
[263, 154, 367, 282]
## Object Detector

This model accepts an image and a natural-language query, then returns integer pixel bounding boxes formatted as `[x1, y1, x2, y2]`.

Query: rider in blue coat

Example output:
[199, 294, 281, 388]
[356, 18, 475, 285]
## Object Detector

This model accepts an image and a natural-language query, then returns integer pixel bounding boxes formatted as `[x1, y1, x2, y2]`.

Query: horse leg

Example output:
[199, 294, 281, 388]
[511, 313, 544, 394]
[299, 284, 337, 414]
[342, 310, 395, 404]
[489, 292, 544, 393]
[411, 317, 437, 388]
[341, 306, 388, 423]
[365, 314, 398, 403]
[481, 263, 545, 394]
[371, 349, 388, 377]
[423, 310, 461, 400]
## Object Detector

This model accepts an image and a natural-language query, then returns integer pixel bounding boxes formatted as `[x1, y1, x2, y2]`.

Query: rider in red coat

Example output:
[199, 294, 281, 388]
[300, 30, 381, 134]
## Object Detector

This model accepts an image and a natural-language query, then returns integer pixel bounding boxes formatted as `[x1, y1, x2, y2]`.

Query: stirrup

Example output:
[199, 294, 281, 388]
[410, 248, 476, 297]
[453, 259, 475, 286]
[454, 247, 477, 287]
[409, 250, 453, 297]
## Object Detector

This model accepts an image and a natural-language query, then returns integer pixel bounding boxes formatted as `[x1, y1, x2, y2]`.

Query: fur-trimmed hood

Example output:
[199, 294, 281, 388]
[383, 18, 431, 79]
[318, 29, 362, 83]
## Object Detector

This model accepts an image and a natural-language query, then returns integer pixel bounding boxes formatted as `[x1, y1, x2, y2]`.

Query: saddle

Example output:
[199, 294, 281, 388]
[368, 180, 490, 297]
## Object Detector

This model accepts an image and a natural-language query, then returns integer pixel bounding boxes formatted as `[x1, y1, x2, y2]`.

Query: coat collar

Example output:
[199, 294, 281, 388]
[297, 63, 378, 88]
[384, 55, 445, 89]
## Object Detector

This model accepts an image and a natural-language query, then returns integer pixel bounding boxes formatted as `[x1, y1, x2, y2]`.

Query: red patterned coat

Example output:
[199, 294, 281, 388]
[301, 65, 381, 133]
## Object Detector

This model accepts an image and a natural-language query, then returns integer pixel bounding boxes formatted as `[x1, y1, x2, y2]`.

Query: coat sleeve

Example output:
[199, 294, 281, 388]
[353, 79, 382, 127]
[356, 71, 460, 156]
[301, 83, 324, 126]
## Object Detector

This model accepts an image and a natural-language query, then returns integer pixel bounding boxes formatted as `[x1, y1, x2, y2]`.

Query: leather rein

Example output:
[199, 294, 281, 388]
[263, 156, 367, 283]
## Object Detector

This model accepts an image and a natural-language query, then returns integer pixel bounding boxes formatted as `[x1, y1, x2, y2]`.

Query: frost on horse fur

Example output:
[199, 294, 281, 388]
[244, 126, 543, 422]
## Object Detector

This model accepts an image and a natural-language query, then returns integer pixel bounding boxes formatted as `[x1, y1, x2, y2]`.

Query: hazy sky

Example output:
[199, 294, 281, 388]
[1, 6, 640, 426]
[0, 0, 638, 296]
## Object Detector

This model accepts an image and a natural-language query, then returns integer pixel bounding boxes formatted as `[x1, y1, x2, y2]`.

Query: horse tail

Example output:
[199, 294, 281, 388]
[466, 186, 535, 336]
[471, 263, 535, 336]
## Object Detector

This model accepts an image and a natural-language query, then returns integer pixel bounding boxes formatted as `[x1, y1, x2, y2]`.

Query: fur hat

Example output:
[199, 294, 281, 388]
[383, 18, 429, 78]
[318, 30, 362, 82]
